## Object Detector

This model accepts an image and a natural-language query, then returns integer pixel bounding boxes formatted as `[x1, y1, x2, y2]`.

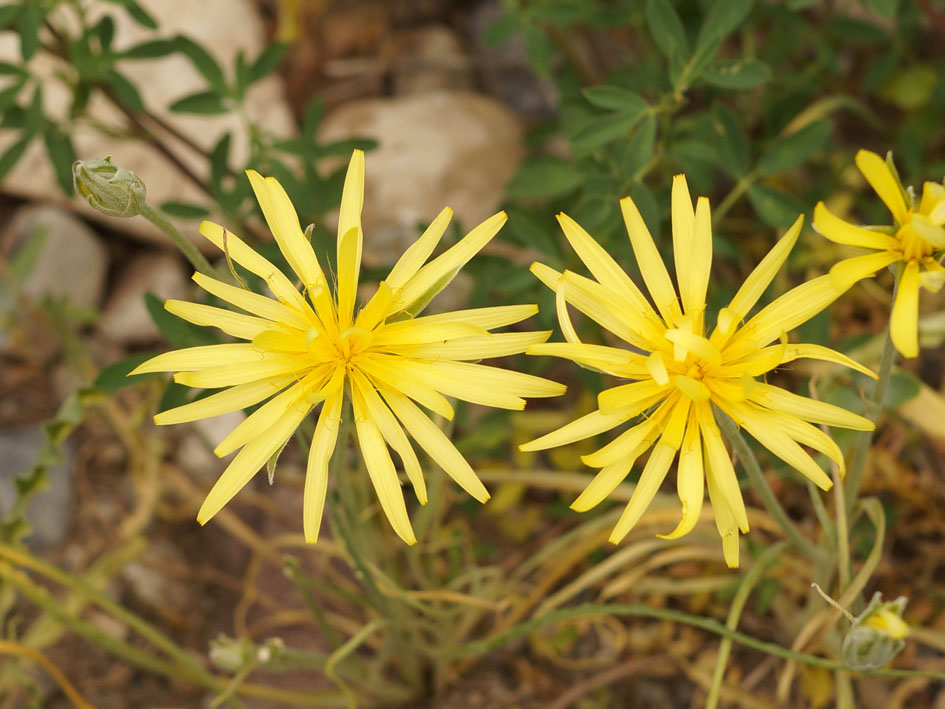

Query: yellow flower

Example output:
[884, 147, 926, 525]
[813, 149, 945, 358]
[521, 176, 877, 567]
[131, 150, 565, 544]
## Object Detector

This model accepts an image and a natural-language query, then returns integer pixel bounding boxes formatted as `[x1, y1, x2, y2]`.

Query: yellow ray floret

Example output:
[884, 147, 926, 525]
[812, 149, 945, 358]
[522, 178, 873, 567]
[131, 150, 564, 543]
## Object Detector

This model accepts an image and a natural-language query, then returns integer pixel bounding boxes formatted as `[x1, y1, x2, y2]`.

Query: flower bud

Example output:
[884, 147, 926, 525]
[72, 156, 146, 218]
[842, 592, 908, 671]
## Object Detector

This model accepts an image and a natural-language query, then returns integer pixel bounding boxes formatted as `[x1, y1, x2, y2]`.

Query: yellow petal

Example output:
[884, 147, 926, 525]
[581, 405, 665, 468]
[246, 170, 327, 293]
[609, 442, 675, 543]
[358, 353, 454, 420]
[154, 375, 294, 425]
[130, 343, 263, 375]
[556, 212, 656, 319]
[658, 410, 704, 539]
[855, 149, 909, 225]
[778, 343, 877, 379]
[571, 458, 639, 512]
[919, 181, 945, 221]
[526, 342, 646, 377]
[705, 466, 741, 568]
[813, 202, 899, 250]
[394, 211, 507, 313]
[697, 402, 749, 532]
[192, 272, 312, 330]
[713, 214, 803, 345]
[381, 388, 489, 502]
[385, 207, 452, 291]
[748, 383, 874, 431]
[620, 195, 680, 324]
[909, 213, 945, 249]
[303, 384, 343, 543]
[829, 251, 900, 292]
[197, 403, 310, 525]
[164, 300, 271, 340]
[520, 409, 627, 452]
[686, 196, 712, 317]
[355, 282, 395, 332]
[352, 387, 417, 545]
[198, 221, 309, 314]
[215, 367, 331, 457]
[890, 261, 920, 358]
[373, 320, 486, 347]
[175, 357, 305, 389]
[598, 379, 668, 415]
[412, 360, 566, 410]
[761, 408, 846, 473]
[336, 226, 361, 331]
[646, 351, 669, 386]
[671, 175, 695, 310]
[406, 331, 550, 361]
[415, 304, 538, 330]
[351, 370, 426, 504]
[556, 280, 581, 344]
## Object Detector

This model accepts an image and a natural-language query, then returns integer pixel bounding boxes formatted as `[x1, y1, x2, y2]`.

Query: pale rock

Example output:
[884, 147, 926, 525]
[0, 204, 108, 310]
[177, 410, 246, 481]
[99, 251, 189, 344]
[0, 426, 74, 549]
[319, 90, 524, 267]
[387, 25, 474, 95]
[0, 0, 295, 251]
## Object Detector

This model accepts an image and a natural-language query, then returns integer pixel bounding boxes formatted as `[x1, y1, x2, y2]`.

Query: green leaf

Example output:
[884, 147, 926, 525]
[94, 352, 161, 392]
[702, 58, 771, 90]
[302, 97, 324, 138]
[711, 105, 750, 177]
[174, 35, 227, 92]
[756, 119, 832, 176]
[571, 109, 649, 151]
[695, 0, 754, 54]
[0, 5, 22, 30]
[885, 371, 920, 408]
[862, 0, 899, 20]
[0, 61, 27, 76]
[0, 134, 32, 182]
[506, 156, 582, 200]
[119, 39, 177, 59]
[522, 22, 555, 76]
[169, 90, 228, 115]
[43, 129, 77, 195]
[210, 132, 231, 194]
[104, 69, 146, 111]
[122, 0, 158, 29]
[159, 200, 211, 219]
[746, 184, 805, 229]
[645, 0, 689, 61]
[93, 15, 116, 50]
[17, 2, 42, 60]
[621, 113, 657, 177]
[22, 86, 43, 139]
[482, 13, 521, 47]
[629, 181, 661, 238]
[144, 292, 217, 348]
[582, 85, 647, 113]
[0, 80, 25, 113]
[249, 42, 288, 84]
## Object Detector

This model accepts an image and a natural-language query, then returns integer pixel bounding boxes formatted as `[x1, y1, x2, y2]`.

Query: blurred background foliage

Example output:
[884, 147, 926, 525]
[2, 0, 945, 707]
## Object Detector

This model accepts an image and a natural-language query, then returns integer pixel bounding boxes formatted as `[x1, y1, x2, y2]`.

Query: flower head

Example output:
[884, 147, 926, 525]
[842, 592, 909, 671]
[813, 149, 945, 357]
[522, 176, 876, 567]
[131, 150, 565, 544]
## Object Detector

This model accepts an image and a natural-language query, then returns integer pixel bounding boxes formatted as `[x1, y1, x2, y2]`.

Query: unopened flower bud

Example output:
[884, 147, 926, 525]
[207, 634, 254, 672]
[72, 156, 146, 218]
[842, 592, 909, 671]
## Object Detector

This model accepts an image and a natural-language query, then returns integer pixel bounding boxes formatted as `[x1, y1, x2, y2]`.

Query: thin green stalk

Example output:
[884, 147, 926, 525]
[718, 414, 827, 563]
[843, 321, 898, 518]
[706, 542, 788, 709]
[139, 202, 220, 278]
[446, 600, 945, 680]
[712, 172, 756, 226]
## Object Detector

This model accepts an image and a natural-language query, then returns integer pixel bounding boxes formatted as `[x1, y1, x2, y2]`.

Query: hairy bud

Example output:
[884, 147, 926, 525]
[72, 156, 146, 218]
[842, 592, 908, 671]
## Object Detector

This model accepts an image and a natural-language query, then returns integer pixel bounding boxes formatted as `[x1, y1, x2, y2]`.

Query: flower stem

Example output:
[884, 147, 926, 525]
[706, 541, 788, 709]
[138, 202, 220, 278]
[843, 323, 897, 519]
[718, 413, 827, 563]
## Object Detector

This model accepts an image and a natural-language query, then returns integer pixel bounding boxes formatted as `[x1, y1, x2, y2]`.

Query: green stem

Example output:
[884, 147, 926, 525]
[446, 601, 943, 680]
[711, 172, 756, 226]
[706, 542, 788, 709]
[139, 202, 220, 278]
[718, 414, 827, 563]
[843, 319, 898, 519]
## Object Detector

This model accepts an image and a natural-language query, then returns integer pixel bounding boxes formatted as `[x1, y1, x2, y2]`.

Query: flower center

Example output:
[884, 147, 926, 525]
[335, 327, 374, 363]
[897, 215, 935, 262]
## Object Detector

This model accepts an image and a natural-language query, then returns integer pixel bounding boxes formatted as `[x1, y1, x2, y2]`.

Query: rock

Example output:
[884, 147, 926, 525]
[385, 25, 474, 95]
[176, 410, 246, 481]
[121, 538, 193, 619]
[0, 0, 295, 251]
[0, 426, 74, 549]
[319, 91, 524, 267]
[99, 251, 189, 345]
[0, 204, 109, 311]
